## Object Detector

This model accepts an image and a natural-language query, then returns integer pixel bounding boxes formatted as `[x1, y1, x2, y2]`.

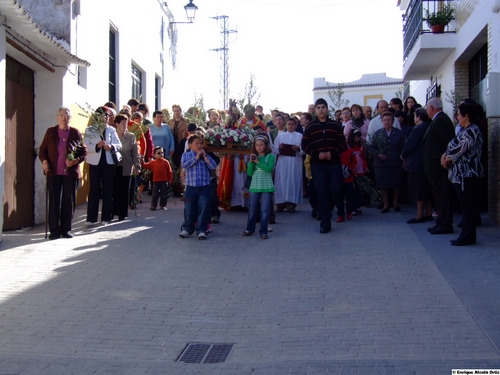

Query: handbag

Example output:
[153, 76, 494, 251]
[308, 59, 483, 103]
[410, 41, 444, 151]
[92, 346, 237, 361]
[110, 147, 120, 164]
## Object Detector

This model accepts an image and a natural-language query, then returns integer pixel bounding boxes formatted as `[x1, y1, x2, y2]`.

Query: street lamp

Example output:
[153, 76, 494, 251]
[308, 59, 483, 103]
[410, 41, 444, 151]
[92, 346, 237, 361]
[168, 0, 198, 24]
[184, 0, 198, 22]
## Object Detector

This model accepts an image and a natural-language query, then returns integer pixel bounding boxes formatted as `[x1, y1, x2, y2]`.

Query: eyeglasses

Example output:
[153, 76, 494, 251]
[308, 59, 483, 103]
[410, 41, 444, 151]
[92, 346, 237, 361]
[156, 151, 164, 155]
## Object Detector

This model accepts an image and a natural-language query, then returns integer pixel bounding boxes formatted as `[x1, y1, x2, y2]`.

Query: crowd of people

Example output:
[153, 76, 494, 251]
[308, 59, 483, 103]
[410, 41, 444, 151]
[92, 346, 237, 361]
[39, 94, 486, 246]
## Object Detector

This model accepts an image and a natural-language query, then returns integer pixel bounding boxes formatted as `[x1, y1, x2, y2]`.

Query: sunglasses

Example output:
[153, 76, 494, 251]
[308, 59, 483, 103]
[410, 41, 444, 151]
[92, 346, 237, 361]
[156, 151, 164, 155]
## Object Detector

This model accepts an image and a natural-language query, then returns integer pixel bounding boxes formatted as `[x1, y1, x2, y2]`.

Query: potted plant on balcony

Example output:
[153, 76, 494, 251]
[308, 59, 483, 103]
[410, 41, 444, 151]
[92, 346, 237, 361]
[425, 3, 454, 33]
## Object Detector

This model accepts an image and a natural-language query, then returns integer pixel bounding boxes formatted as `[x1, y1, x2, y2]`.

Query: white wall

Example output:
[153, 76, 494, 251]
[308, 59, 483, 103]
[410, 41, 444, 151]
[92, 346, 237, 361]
[72, 0, 168, 110]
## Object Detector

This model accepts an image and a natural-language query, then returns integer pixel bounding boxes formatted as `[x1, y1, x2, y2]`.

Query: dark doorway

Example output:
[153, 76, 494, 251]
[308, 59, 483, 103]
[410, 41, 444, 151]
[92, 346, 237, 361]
[4, 56, 35, 230]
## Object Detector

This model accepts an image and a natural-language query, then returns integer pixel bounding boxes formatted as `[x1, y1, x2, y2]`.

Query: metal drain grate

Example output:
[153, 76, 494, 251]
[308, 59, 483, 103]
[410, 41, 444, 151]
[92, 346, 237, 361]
[176, 343, 234, 364]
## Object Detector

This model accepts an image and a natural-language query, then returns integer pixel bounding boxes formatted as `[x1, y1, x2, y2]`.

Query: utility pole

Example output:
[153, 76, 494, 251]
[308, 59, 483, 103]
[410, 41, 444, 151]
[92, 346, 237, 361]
[210, 15, 237, 110]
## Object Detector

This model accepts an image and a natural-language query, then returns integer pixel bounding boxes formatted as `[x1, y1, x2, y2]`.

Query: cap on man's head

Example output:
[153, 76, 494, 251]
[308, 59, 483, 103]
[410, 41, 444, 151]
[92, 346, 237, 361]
[315, 98, 328, 108]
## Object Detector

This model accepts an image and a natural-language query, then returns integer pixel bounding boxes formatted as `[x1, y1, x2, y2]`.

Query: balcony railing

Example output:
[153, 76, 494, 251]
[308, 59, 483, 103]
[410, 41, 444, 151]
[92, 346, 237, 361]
[403, 0, 456, 61]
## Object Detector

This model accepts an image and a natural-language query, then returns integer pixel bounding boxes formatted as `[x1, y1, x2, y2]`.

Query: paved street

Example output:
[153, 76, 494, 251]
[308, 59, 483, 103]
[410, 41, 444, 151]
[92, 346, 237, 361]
[1, 194, 500, 374]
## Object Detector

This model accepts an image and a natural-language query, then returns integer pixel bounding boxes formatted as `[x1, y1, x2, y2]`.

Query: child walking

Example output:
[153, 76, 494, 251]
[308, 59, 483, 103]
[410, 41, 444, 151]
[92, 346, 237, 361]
[179, 134, 217, 240]
[242, 135, 276, 239]
[141, 146, 173, 211]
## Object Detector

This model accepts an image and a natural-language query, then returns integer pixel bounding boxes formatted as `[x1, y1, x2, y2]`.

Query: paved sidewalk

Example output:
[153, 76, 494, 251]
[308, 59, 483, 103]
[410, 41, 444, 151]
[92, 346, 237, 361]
[0, 195, 499, 374]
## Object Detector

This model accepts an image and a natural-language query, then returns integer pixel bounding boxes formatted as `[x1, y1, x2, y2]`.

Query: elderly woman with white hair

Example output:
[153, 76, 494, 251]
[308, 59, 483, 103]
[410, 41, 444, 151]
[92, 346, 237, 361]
[39, 106, 88, 239]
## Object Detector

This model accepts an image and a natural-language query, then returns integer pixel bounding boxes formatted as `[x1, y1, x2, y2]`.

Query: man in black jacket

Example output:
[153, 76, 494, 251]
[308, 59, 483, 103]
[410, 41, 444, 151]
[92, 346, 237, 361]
[422, 98, 456, 234]
[301, 98, 347, 233]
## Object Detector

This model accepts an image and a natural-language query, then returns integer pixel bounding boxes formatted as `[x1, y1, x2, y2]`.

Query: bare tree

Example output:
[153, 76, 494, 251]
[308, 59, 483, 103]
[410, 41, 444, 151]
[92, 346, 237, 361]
[237, 73, 261, 113]
[327, 82, 350, 117]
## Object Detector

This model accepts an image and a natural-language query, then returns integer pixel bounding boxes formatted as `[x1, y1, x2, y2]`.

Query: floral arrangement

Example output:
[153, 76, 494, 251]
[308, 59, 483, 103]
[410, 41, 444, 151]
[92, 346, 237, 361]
[64, 137, 84, 174]
[205, 125, 256, 149]
[65, 138, 83, 161]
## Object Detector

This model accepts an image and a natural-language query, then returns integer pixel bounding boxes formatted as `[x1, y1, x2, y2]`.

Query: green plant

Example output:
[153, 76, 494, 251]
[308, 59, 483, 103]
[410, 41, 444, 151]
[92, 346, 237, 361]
[425, 3, 454, 27]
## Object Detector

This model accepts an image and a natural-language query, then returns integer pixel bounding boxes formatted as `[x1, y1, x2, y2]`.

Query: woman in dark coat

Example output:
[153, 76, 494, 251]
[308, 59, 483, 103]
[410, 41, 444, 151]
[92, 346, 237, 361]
[370, 111, 405, 213]
[39, 106, 88, 239]
[401, 108, 433, 223]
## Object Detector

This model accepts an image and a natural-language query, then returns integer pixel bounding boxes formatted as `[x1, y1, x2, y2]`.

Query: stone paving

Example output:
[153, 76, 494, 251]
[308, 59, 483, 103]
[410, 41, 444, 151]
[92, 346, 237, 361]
[0, 195, 499, 374]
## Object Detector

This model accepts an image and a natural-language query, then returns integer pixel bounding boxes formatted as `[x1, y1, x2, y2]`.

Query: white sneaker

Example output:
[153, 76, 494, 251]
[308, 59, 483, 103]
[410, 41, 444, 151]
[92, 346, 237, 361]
[267, 226, 273, 232]
[179, 230, 189, 238]
[86, 221, 97, 228]
[198, 232, 207, 240]
[101, 221, 110, 226]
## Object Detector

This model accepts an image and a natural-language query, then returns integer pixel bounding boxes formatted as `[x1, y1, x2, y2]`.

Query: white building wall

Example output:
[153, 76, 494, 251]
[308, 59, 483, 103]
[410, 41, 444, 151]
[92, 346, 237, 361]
[67, 0, 168, 110]
[313, 74, 404, 113]
[2, 0, 178, 229]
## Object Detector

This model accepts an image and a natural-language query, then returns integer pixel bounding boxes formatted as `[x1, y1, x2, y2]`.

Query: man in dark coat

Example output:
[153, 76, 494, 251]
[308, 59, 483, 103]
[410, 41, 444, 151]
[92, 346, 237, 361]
[301, 98, 347, 233]
[422, 98, 456, 234]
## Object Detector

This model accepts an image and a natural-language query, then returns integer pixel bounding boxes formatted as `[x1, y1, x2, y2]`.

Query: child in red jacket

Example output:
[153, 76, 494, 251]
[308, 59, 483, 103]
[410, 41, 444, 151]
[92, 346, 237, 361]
[335, 145, 358, 222]
[141, 146, 173, 210]
[348, 129, 369, 214]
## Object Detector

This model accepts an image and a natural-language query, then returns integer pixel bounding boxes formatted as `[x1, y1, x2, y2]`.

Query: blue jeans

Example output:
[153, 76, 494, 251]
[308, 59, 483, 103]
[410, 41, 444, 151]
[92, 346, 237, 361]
[246, 192, 272, 235]
[182, 185, 211, 234]
[311, 163, 343, 229]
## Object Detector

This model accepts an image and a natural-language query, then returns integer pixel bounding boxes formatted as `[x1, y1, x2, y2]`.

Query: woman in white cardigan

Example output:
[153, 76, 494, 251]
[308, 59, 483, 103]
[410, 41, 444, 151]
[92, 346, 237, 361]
[84, 106, 122, 225]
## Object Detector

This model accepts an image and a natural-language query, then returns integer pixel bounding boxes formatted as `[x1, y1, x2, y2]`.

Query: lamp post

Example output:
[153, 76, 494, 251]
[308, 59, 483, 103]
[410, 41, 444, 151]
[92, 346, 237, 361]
[169, 0, 198, 24]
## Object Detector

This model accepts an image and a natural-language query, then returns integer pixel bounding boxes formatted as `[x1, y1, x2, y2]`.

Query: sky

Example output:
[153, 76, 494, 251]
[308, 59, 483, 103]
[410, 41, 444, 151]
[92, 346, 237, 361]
[165, 0, 404, 114]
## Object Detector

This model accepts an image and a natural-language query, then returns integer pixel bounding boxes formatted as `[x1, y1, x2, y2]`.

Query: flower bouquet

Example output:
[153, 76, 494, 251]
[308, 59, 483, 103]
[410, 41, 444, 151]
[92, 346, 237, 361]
[204, 125, 256, 154]
[64, 137, 84, 174]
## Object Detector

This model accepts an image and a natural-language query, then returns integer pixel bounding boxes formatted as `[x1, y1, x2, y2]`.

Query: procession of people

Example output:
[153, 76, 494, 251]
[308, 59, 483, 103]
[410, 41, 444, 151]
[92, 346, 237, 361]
[39, 95, 486, 246]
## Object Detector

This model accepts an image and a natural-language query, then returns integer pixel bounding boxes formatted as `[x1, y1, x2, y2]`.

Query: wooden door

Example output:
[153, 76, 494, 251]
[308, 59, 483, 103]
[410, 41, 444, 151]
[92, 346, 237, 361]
[3, 56, 35, 230]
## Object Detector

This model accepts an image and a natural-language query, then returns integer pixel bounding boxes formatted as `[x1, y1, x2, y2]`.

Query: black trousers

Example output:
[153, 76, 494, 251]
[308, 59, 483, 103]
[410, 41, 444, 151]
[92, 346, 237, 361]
[453, 178, 482, 242]
[87, 162, 115, 222]
[48, 175, 77, 235]
[113, 167, 131, 219]
[151, 181, 169, 208]
[428, 173, 453, 228]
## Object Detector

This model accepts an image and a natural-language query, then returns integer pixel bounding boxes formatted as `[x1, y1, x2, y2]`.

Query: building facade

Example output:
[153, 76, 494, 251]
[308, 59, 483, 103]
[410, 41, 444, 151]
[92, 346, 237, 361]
[0, 0, 183, 236]
[313, 73, 405, 113]
[401, 0, 500, 223]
